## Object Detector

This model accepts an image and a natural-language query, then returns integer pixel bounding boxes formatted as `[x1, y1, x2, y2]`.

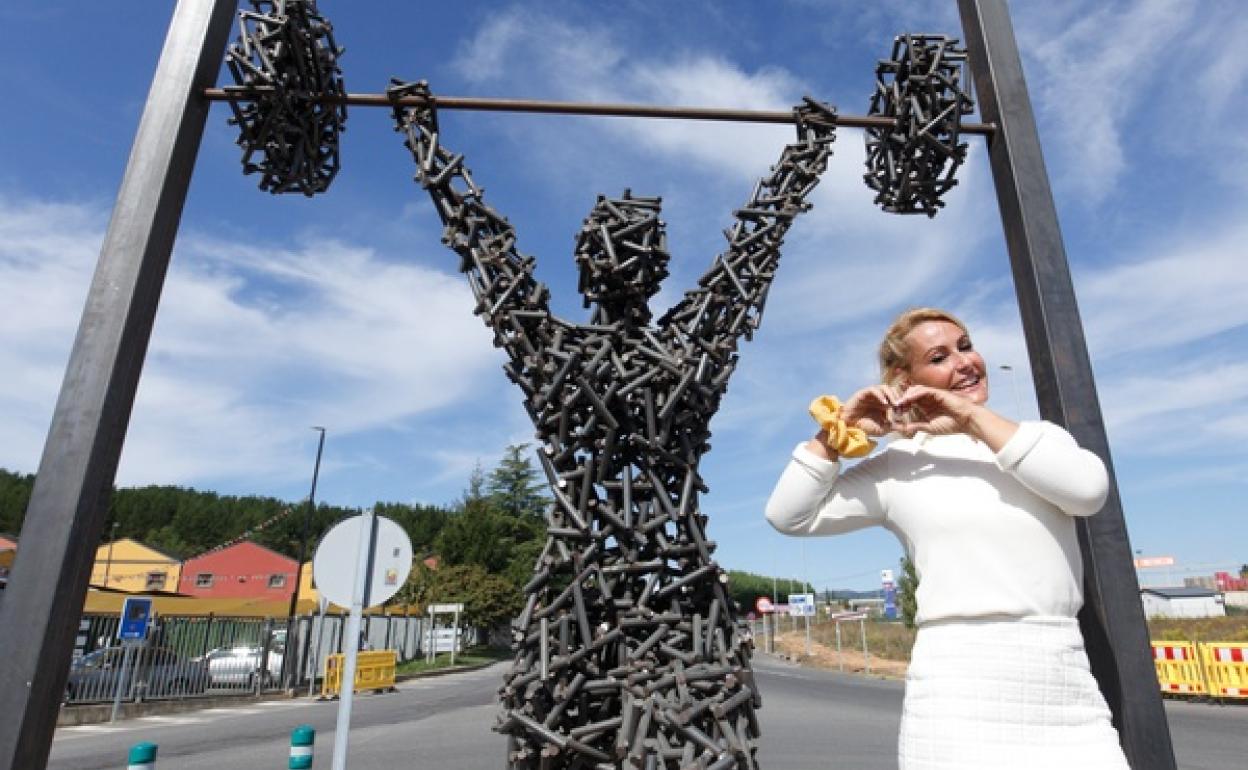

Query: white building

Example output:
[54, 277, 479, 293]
[1139, 587, 1225, 619]
[1223, 590, 1248, 610]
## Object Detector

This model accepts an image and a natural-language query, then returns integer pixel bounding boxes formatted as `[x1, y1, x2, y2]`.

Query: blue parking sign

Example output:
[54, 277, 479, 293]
[118, 597, 154, 641]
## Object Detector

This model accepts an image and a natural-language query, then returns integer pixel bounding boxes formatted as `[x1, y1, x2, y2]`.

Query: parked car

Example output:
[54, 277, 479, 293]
[65, 646, 207, 703]
[199, 645, 284, 689]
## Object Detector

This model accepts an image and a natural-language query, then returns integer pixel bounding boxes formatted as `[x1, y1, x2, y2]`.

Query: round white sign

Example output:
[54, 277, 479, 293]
[312, 513, 413, 608]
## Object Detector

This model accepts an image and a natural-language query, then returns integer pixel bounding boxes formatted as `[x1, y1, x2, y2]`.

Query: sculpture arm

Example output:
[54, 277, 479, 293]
[390, 80, 554, 397]
[659, 99, 837, 353]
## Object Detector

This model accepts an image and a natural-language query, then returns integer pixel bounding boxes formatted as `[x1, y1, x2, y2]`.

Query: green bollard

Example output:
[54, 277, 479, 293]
[127, 742, 157, 769]
[289, 725, 315, 769]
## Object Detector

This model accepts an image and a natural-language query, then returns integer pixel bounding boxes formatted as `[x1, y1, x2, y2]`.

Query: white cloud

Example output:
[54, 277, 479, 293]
[1078, 223, 1248, 359]
[1097, 357, 1248, 447]
[453, 7, 805, 180]
[0, 194, 501, 491]
[1017, 0, 1196, 202]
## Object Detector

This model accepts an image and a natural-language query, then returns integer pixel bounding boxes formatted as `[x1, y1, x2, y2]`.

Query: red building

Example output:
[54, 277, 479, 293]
[179, 541, 299, 600]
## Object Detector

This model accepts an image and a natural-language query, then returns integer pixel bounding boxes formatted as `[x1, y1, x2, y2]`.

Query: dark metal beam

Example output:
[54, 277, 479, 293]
[0, 1, 237, 768]
[202, 87, 998, 133]
[955, 1, 1175, 767]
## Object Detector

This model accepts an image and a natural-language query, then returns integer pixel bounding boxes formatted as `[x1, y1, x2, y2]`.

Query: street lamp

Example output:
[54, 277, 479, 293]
[284, 426, 326, 690]
[998, 364, 1024, 419]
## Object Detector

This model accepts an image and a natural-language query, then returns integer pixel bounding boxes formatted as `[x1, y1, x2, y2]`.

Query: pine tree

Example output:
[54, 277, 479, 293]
[487, 444, 549, 520]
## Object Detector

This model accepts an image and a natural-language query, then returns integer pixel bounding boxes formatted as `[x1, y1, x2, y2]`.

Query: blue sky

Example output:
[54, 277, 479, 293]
[2, 1, 1245, 592]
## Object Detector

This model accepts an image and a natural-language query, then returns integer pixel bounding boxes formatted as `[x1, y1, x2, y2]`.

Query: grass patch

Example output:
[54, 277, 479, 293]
[805, 618, 917, 662]
[395, 646, 510, 676]
[792, 614, 1248, 664]
[1148, 615, 1248, 643]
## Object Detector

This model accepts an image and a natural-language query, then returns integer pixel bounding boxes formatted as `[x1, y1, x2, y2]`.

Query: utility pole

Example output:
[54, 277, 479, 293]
[284, 426, 326, 691]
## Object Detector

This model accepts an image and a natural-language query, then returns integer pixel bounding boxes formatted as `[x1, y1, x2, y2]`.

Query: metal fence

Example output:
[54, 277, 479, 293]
[64, 612, 430, 706]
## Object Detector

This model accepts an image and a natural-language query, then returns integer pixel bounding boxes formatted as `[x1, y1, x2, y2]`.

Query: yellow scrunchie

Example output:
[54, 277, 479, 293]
[808, 395, 876, 458]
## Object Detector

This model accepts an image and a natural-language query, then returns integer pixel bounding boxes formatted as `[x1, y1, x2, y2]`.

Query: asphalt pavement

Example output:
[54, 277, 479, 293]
[46, 654, 1245, 769]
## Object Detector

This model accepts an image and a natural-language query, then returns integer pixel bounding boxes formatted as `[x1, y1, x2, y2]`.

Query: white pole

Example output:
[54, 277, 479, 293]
[307, 599, 329, 699]
[451, 609, 459, 667]
[427, 608, 434, 663]
[109, 643, 136, 723]
[860, 617, 871, 674]
[834, 620, 843, 672]
[330, 511, 376, 770]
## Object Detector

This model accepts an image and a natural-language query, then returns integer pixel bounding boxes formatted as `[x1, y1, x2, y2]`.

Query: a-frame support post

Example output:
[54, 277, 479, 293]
[0, 2, 237, 768]
[955, 1, 1176, 767]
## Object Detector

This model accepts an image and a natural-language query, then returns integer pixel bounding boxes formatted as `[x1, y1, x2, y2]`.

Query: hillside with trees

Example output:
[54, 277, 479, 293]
[1, 447, 837, 630]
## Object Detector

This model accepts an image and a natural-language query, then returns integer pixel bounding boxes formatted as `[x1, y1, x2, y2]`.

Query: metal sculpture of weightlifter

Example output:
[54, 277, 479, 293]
[391, 79, 836, 769]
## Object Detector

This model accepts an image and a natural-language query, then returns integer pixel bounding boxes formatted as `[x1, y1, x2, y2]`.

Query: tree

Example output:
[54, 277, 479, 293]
[487, 444, 549, 520]
[0, 469, 34, 535]
[374, 501, 449, 556]
[724, 570, 798, 614]
[898, 555, 919, 629]
[398, 562, 522, 629]
[436, 505, 514, 573]
[462, 462, 490, 513]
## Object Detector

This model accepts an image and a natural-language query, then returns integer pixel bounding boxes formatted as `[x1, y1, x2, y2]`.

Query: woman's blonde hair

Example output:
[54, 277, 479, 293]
[878, 307, 969, 388]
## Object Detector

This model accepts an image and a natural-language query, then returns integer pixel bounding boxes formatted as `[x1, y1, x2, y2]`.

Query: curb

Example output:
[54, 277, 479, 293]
[394, 658, 503, 682]
[58, 690, 298, 727]
[59, 660, 505, 726]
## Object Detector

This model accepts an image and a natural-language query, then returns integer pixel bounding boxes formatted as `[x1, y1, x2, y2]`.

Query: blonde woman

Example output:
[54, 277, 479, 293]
[765, 307, 1127, 769]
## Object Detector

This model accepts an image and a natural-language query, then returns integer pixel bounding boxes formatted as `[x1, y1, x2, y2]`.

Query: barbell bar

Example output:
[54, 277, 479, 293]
[203, 87, 996, 134]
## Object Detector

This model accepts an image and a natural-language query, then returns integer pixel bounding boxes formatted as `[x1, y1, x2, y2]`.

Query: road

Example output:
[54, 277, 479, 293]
[48, 656, 1245, 769]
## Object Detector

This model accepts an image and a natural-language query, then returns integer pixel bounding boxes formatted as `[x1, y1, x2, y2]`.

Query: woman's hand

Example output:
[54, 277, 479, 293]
[893, 384, 976, 437]
[893, 384, 1019, 451]
[842, 385, 899, 438]
[804, 386, 896, 461]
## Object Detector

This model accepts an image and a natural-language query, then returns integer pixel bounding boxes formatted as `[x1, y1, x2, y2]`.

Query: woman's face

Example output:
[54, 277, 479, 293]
[899, 320, 989, 405]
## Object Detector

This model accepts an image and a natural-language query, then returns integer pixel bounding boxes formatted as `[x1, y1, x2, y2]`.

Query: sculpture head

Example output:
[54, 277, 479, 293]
[574, 192, 670, 325]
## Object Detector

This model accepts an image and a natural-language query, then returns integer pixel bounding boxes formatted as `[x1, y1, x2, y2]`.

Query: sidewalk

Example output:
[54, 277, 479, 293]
[57, 659, 501, 726]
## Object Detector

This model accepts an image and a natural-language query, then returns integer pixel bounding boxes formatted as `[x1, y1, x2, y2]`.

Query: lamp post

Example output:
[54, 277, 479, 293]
[998, 364, 1024, 419]
[284, 426, 326, 691]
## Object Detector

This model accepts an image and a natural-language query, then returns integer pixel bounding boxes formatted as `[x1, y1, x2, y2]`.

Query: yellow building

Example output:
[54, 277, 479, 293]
[299, 561, 319, 607]
[91, 538, 181, 594]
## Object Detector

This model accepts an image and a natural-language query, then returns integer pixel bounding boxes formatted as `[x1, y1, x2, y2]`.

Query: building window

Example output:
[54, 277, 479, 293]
[145, 572, 167, 591]
[268, 574, 287, 589]
[195, 573, 213, 588]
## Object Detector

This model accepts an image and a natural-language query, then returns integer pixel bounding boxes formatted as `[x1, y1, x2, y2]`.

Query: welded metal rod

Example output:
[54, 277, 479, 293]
[0, 1, 239, 768]
[203, 87, 997, 134]
[956, 0, 1175, 767]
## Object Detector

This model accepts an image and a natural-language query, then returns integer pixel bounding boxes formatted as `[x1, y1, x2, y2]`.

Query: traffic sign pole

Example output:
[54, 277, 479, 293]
[109, 643, 137, 723]
[312, 509, 413, 770]
[330, 510, 376, 770]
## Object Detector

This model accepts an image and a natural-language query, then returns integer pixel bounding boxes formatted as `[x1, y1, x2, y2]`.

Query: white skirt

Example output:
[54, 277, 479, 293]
[899, 616, 1129, 770]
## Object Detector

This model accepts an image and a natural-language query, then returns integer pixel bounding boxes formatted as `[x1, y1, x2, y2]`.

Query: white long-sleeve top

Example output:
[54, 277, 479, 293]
[765, 421, 1109, 626]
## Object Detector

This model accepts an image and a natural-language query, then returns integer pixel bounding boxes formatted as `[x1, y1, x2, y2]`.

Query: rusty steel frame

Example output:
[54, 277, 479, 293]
[956, 1, 1174, 766]
[0, 2, 240, 769]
